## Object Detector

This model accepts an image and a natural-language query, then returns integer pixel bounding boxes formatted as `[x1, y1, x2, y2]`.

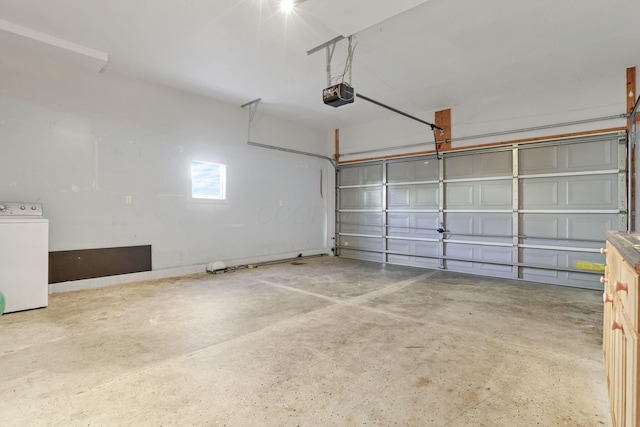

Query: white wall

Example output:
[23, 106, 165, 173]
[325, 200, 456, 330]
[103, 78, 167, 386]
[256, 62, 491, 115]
[337, 69, 632, 161]
[0, 45, 335, 278]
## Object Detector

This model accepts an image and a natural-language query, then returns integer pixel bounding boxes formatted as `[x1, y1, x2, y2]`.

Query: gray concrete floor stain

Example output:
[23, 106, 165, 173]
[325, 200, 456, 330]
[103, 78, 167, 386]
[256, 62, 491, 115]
[0, 257, 610, 426]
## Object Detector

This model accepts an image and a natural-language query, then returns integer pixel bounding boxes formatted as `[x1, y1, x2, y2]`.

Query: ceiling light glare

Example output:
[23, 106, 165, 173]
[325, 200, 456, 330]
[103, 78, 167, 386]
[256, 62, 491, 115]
[280, 0, 295, 12]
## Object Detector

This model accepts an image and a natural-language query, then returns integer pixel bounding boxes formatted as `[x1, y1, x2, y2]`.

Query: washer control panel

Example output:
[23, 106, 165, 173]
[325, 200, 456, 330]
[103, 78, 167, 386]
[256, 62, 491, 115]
[0, 202, 43, 216]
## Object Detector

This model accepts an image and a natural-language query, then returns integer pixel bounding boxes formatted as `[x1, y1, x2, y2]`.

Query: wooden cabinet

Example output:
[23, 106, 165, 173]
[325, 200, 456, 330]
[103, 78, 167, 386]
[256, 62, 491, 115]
[603, 237, 640, 427]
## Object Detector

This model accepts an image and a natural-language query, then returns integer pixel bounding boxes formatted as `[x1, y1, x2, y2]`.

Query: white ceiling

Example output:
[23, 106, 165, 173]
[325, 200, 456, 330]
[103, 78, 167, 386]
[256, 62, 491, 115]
[0, 0, 639, 131]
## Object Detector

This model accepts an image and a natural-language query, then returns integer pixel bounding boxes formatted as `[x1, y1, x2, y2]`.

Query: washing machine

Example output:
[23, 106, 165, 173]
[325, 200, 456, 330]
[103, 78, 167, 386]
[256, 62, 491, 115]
[0, 202, 49, 313]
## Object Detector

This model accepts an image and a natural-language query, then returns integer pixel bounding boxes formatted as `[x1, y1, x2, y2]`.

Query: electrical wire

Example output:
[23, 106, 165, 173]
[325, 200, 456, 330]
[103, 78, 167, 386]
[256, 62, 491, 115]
[431, 126, 441, 160]
[339, 42, 358, 86]
[327, 40, 358, 103]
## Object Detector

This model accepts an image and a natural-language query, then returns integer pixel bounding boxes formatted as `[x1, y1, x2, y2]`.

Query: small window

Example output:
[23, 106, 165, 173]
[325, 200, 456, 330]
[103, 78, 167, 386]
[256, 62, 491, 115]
[191, 160, 226, 200]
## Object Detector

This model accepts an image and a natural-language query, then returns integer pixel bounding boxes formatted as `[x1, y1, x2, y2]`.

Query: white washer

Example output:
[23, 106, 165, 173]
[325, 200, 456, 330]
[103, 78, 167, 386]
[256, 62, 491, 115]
[0, 202, 49, 313]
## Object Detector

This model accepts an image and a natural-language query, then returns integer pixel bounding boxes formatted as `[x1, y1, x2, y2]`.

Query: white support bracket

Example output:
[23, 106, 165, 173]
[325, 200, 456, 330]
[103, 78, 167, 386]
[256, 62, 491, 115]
[326, 42, 337, 87]
[241, 98, 262, 143]
[241, 98, 261, 124]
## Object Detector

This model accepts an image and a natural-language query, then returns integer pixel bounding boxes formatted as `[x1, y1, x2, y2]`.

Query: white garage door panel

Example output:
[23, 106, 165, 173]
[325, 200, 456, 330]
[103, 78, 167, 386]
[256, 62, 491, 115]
[388, 238, 439, 254]
[521, 214, 559, 238]
[387, 187, 411, 208]
[479, 181, 513, 206]
[521, 248, 603, 287]
[446, 243, 513, 276]
[520, 181, 559, 206]
[520, 146, 559, 172]
[521, 213, 617, 241]
[520, 248, 605, 269]
[339, 248, 382, 262]
[387, 255, 440, 268]
[415, 186, 439, 207]
[387, 212, 440, 237]
[446, 244, 513, 270]
[520, 176, 617, 210]
[446, 183, 475, 207]
[387, 159, 439, 182]
[339, 235, 383, 252]
[478, 214, 513, 236]
[521, 248, 605, 268]
[445, 150, 512, 178]
[387, 185, 439, 209]
[445, 213, 512, 242]
[336, 132, 625, 289]
[520, 138, 618, 174]
[338, 212, 383, 235]
[387, 213, 411, 231]
[340, 164, 383, 185]
[337, 162, 385, 262]
[446, 180, 512, 209]
[568, 214, 617, 240]
[446, 214, 474, 235]
[387, 240, 440, 268]
[566, 140, 613, 169]
[566, 178, 613, 206]
[339, 188, 383, 210]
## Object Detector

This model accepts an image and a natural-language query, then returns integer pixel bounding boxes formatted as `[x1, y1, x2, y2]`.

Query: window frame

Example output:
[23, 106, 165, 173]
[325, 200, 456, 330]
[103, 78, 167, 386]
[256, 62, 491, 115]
[190, 160, 227, 201]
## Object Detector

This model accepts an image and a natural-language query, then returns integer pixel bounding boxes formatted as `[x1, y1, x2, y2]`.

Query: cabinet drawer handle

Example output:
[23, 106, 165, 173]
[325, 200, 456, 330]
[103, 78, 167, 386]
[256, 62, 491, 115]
[614, 280, 628, 293]
[611, 320, 624, 331]
[600, 248, 608, 255]
[603, 293, 613, 303]
[600, 276, 608, 284]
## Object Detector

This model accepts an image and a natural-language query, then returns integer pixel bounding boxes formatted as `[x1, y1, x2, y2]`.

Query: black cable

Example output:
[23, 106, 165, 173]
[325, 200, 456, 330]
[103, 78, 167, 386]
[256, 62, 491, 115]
[356, 93, 444, 158]
[356, 94, 441, 129]
[631, 94, 640, 119]
[340, 43, 358, 86]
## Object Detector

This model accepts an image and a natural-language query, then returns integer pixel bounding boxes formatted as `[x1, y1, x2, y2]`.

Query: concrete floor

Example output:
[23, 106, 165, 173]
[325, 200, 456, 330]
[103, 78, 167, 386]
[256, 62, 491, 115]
[1, 256, 610, 426]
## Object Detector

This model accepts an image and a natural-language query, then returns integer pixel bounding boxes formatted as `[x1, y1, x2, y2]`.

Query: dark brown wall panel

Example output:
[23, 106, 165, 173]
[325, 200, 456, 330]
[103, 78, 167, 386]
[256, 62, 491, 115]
[49, 245, 152, 283]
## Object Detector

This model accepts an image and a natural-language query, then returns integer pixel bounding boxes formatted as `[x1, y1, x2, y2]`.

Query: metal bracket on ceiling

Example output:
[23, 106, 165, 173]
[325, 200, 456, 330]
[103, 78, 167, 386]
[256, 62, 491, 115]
[325, 40, 337, 87]
[307, 35, 345, 56]
[241, 98, 261, 143]
[241, 98, 262, 124]
[307, 35, 353, 87]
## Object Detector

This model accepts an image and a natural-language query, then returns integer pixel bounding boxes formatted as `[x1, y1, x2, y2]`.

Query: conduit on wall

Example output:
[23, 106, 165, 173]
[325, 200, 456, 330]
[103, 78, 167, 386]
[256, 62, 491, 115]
[241, 98, 336, 167]
[247, 141, 336, 167]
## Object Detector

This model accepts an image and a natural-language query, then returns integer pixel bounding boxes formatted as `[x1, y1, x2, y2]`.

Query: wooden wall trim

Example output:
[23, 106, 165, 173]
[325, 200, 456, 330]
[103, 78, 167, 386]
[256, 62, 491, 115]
[337, 127, 625, 165]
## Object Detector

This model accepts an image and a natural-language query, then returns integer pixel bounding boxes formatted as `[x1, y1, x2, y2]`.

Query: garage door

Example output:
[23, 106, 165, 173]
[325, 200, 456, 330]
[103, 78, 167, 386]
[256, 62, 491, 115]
[336, 132, 627, 289]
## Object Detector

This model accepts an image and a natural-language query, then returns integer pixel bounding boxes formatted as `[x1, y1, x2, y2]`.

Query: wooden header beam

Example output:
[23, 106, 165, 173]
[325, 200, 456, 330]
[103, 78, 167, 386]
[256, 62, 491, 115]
[628, 67, 636, 131]
[627, 66, 636, 231]
[434, 109, 452, 152]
